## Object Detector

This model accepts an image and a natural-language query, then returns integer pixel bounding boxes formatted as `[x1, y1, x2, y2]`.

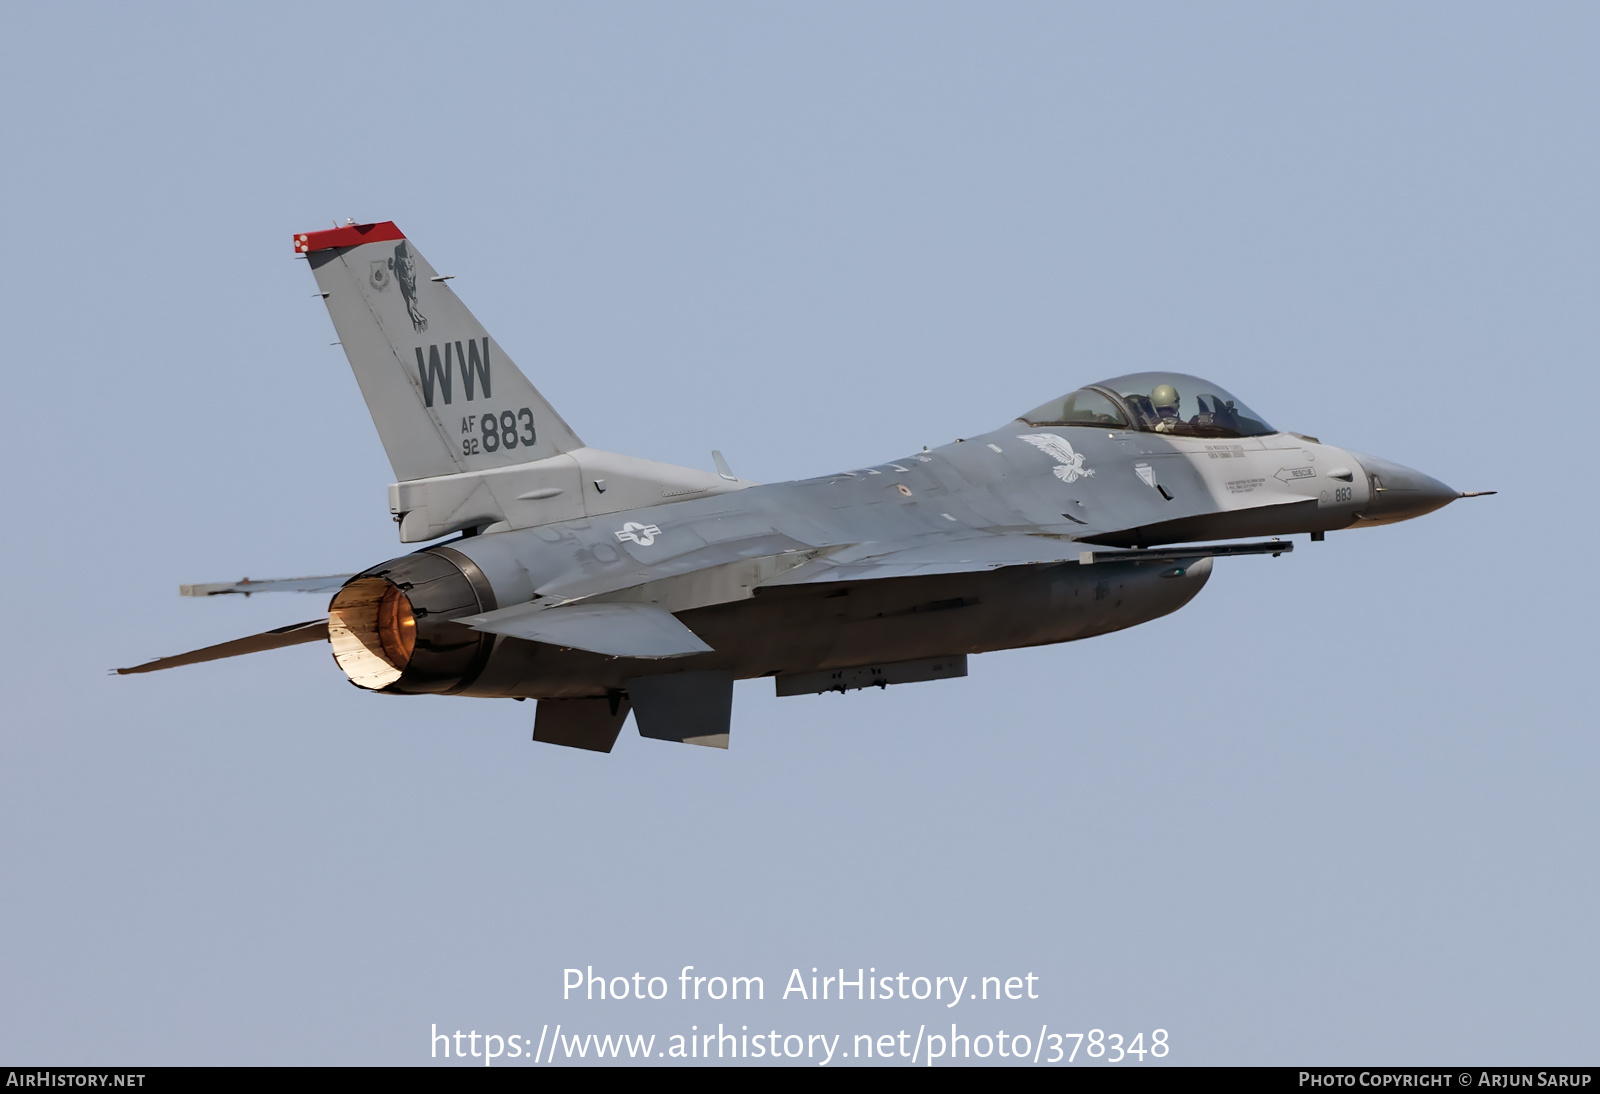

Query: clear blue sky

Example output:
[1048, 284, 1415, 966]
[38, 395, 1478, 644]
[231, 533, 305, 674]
[1, 1, 1594, 1065]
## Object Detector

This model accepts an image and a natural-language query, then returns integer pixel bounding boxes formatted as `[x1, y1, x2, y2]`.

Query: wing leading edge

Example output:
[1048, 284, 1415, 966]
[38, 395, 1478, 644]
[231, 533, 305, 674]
[757, 533, 1293, 587]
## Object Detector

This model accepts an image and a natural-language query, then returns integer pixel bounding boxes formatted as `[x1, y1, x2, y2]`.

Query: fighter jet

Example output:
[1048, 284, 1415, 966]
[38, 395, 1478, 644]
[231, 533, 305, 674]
[117, 221, 1492, 752]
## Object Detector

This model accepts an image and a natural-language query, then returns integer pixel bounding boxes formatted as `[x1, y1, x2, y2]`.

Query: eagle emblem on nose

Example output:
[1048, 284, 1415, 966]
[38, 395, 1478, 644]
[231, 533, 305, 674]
[1017, 433, 1095, 483]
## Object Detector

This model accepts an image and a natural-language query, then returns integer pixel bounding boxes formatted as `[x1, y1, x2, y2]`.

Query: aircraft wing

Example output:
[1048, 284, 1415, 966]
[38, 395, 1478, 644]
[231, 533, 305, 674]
[457, 601, 713, 658]
[529, 531, 817, 605]
[758, 532, 1291, 586]
[115, 619, 329, 675]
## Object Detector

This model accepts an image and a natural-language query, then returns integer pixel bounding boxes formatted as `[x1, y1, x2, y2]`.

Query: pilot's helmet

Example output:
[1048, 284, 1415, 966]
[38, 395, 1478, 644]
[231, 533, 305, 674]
[1151, 383, 1180, 411]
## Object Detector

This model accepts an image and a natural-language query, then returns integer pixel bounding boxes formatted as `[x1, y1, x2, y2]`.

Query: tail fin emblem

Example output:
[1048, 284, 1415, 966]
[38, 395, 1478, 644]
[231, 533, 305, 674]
[388, 242, 427, 331]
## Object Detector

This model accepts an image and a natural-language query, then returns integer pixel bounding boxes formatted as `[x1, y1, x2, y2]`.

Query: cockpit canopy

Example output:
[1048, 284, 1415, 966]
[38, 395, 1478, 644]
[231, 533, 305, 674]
[1021, 371, 1276, 439]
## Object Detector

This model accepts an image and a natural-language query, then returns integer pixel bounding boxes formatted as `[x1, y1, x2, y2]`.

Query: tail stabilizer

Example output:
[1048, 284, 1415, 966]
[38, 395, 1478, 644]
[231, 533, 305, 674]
[296, 222, 582, 481]
[116, 620, 328, 675]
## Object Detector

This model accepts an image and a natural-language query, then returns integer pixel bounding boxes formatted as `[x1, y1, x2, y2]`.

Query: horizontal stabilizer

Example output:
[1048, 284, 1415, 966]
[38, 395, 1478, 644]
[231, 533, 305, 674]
[459, 601, 713, 658]
[116, 619, 328, 675]
[180, 575, 354, 597]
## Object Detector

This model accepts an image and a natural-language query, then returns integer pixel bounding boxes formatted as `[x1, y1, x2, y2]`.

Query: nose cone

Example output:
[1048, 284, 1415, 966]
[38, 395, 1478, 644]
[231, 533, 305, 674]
[1351, 452, 1460, 526]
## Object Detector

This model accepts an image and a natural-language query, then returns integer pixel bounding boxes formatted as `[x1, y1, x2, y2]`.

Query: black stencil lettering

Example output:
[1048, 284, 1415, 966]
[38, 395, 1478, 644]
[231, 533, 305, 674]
[416, 345, 452, 407]
[461, 338, 492, 401]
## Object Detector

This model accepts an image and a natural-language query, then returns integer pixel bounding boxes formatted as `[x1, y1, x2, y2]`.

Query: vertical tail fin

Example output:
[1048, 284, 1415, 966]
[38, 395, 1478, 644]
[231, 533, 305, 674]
[296, 222, 582, 482]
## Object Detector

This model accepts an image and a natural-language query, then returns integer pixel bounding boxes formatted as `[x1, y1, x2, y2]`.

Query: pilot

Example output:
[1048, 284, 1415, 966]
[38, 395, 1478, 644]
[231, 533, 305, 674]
[1150, 384, 1184, 432]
